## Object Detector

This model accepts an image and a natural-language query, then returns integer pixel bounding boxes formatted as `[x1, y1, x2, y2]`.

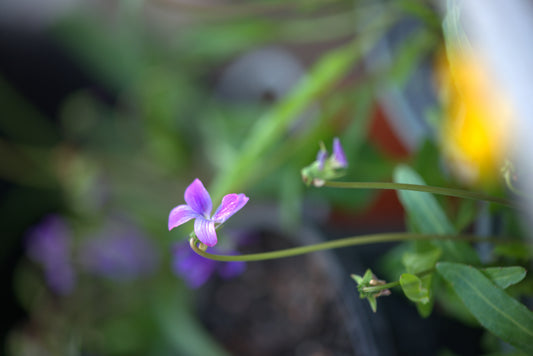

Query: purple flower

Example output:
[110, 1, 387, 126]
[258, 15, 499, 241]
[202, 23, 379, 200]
[172, 241, 245, 289]
[79, 223, 159, 281]
[332, 137, 348, 168]
[25, 215, 76, 295]
[168, 179, 249, 247]
[316, 146, 328, 171]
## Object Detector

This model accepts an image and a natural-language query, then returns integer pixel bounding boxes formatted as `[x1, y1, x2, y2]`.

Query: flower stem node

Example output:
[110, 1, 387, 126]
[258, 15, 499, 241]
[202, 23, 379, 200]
[198, 242, 208, 252]
[301, 137, 348, 187]
[351, 269, 391, 313]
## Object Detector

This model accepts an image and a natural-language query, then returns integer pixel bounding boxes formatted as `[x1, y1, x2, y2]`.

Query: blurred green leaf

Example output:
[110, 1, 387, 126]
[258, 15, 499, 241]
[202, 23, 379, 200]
[402, 247, 442, 274]
[453, 199, 477, 232]
[481, 267, 527, 290]
[400, 273, 430, 304]
[211, 32, 381, 200]
[493, 243, 533, 261]
[393, 164, 479, 264]
[437, 262, 533, 354]
[154, 284, 230, 356]
[387, 28, 437, 87]
[51, 15, 147, 89]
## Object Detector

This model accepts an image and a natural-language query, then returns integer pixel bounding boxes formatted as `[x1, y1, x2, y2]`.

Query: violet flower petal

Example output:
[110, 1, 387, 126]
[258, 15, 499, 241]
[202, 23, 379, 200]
[194, 217, 217, 247]
[212, 193, 249, 224]
[333, 137, 348, 168]
[172, 242, 216, 289]
[184, 179, 212, 217]
[316, 148, 328, 171]
[168, 204, 199, 231]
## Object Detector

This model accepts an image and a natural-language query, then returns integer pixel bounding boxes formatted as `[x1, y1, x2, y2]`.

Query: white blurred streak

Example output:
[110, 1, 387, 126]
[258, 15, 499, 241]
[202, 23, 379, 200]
[459, 1, 533, 237]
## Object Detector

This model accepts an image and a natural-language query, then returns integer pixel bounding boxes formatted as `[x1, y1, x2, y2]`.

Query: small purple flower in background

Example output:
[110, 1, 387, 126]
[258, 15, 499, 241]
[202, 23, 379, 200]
[79, 223, 159, 281]
[25, 215, 76, 295]
[301, 137, 348, 186]
[172, 241, 245, 289]
[332, 137, 348, 168]
[168, 179, 249, 247]
[316, 145, 328, 171]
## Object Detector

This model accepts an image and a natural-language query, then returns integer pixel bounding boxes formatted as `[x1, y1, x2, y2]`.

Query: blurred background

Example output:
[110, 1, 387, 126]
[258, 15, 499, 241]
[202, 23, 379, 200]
[1, 1, 531, 355]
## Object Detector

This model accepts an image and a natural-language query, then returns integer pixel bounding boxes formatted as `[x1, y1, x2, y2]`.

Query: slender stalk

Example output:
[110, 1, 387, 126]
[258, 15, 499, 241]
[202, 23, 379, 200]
[362, 281, 400, 293]
[323, 181, 515, 208]
[190, 233, 512, 262]
[361, 269, 434, 293]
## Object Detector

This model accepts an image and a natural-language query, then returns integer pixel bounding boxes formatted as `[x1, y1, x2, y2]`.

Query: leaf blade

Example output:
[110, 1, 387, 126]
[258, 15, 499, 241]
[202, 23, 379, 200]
[393, 164, 479, 264]
[436, 262, 533, 354]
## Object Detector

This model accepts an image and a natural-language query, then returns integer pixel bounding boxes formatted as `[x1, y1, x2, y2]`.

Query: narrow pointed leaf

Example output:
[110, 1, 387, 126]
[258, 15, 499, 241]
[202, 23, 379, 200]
[481, 266, 527, 290]
[436, 262, 533, 354]
[393, 164, 479, 264]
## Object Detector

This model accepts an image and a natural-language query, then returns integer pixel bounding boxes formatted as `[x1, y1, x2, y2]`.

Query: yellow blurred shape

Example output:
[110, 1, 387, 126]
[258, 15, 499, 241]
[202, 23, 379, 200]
[438, 49, 514, 186]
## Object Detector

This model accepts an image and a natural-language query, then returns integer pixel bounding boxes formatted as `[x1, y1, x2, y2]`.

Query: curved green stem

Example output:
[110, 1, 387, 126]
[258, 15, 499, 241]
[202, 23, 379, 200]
[190, 233, 512, 262]
[323, 181, 515, 208]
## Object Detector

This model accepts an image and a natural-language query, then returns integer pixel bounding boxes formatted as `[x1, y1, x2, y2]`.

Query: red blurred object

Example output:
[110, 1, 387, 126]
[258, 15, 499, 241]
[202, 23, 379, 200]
[368, 104, 410, 159]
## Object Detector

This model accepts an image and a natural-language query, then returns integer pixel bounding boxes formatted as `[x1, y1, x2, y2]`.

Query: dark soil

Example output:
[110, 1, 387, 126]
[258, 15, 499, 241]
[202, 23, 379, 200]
[196, 229, 360, 356]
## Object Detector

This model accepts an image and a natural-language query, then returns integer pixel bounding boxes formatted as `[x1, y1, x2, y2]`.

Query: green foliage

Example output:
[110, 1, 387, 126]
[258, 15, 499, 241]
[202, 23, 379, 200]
[393, 164, 479, 264]
[481, 267, 527, 290]
[400, 273, 429, 304]
[351, 269, 390, 313]
[211, 32, 381, 200]
[437, 262, 533, 354]
[401, 248, 441, 317]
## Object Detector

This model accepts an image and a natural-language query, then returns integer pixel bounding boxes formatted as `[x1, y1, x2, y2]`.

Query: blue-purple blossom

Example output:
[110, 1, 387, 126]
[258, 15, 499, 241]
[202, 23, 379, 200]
[332, 137, 348, 168]
[25, 215, 76, 295]
[172, 241, 245, 289]
[79, 223, 159, 281]
[301, 137, 348, 186]
[316, 146, 328, 171]
[168, 179, 249, 247]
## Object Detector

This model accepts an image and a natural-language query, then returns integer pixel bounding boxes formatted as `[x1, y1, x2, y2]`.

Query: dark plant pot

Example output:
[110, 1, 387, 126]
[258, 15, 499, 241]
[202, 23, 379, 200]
[194, 215, 395, 356]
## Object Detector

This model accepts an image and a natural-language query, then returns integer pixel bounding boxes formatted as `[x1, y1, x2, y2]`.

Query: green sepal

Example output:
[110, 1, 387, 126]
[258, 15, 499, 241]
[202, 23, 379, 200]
[301, 156, 346, 187]
[351, 269, 389, 313]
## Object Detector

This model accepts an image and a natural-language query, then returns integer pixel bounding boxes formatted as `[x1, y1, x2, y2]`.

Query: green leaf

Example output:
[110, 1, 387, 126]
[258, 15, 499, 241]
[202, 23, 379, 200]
[453, 199, 477, 232]
[481, 266, 527, 290]
[394, 164, 454, 234]
[400, 273, 430, 304]
[401, 248, 441, 318]
[436, 262, 533, 354]
[402, 247, 442, 274]
[393, 164, 479, 264]
[367, 296, 378, 313]
[493, 243, 533, 261]
[211, 31, 380, 200]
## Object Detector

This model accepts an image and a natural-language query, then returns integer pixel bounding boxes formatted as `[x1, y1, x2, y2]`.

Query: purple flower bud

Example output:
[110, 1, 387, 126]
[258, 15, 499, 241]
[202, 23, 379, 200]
[332, 137, 348, 168]
[316, 148, 328, 171]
